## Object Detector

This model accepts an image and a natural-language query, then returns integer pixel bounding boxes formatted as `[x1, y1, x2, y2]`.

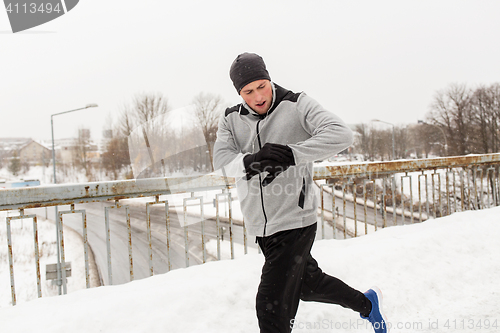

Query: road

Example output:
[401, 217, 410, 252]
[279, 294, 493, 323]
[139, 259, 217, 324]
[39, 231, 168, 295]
[37, 202, 255, 286]
[320, 189, 421, 228]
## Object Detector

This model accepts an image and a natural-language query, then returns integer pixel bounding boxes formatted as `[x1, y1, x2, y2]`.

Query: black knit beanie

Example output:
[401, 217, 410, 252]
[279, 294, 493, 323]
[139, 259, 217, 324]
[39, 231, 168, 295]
[229, 53, 271, 93]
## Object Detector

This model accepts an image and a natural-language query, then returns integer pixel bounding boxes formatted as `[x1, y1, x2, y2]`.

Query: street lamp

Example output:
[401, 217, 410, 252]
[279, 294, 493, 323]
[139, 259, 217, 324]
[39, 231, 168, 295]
[50, 103, 98, 295]
[372, 119, 395, 160]
[417, 120, 448, 156]
[51, 103, 98, 184]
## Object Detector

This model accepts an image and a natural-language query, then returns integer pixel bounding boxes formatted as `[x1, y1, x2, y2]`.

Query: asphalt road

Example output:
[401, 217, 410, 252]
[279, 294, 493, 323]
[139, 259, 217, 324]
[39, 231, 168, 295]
[320, 189, 421, 228]
[38, 202, 254, 286]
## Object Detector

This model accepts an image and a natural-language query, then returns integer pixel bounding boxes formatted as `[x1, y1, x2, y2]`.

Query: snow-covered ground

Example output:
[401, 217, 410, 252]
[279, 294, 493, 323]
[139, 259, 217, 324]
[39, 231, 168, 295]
[0, 165, 90, 185]
[205, 238, 259, 260]
[0, 211, 100, 307]
[1, 206, 499, 332]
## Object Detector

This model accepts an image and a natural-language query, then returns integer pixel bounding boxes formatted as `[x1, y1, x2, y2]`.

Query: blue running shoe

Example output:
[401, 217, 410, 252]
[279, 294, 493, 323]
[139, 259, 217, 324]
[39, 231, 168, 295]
[361, 286, 389, 333]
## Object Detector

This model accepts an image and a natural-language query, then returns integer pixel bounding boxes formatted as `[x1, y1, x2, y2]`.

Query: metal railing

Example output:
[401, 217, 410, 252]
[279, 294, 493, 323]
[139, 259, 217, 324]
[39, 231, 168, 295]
[1, 153, 499, 306]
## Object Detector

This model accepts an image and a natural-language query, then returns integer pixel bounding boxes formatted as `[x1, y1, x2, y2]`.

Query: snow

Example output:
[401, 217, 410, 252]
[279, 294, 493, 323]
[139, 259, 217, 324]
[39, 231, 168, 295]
[205, 239, 259, 260]
[0, 165, 50, 184]
[0, 165, 92, 185]
[0, 211, 100, 307]
[1, 206, 499, 332]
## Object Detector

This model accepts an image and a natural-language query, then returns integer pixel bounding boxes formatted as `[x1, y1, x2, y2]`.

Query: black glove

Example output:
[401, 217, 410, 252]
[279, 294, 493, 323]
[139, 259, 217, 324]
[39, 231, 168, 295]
[243, 143, 295, 181]
[246, 143, 294, 165]
[244, 159, 283, 180]
[261, 162, 292, 186]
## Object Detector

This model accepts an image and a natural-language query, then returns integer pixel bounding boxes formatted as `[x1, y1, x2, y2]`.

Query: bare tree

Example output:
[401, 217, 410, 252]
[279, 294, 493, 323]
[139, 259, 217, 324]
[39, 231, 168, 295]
[100, 114, 133, 180]
[102, 136, 130, 180]
[469, 84, 500, 153]
[426, 82, 500, 156]
[120, 92, 170, 137]
[74, 127, 93, 179]
[9, 151, 21, 176]
[354, 124, 372, 160]
[489, 83, 500, 152]
[353, 82, 500, 160]
[414, 123, 442, 157]
[192, 92, 225, 170]
[394, 126, 410, 159]
[354, 124, 408, 161]
[117, 108, 134, 138]
[132, 93, 170, 128]
[427, 83, 473, 155]
[115, 92, 172, 178]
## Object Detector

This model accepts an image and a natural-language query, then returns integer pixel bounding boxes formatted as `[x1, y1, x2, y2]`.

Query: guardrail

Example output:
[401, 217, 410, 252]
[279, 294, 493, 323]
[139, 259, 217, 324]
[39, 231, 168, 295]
[1, 153, 499, 306]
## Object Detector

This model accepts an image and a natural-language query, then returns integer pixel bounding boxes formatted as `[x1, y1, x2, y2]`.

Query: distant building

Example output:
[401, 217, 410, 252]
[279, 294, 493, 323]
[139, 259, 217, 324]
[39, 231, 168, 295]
[55, 138, 78, 164]
[99, 129, 114, 153]
[0, 138, 31, 151]
[79, 128, 91, 140]
[102, 129, 113, 139]
[18, 140, 52, 166]
[54, 137, 99, 165]
[0, 133, 101, 168]
[0, 138, 31, 166]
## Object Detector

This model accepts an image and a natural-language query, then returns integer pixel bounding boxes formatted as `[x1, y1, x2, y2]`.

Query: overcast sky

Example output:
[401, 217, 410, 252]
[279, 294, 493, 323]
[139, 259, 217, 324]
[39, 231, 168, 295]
[1, 0, 500, 142]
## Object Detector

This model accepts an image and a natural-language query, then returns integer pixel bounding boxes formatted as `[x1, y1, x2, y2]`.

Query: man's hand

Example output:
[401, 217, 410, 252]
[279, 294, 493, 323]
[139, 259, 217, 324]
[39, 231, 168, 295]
[261, 163, 291, 186]
[243, 143, 295, 181]
[247, 143, 293, 164]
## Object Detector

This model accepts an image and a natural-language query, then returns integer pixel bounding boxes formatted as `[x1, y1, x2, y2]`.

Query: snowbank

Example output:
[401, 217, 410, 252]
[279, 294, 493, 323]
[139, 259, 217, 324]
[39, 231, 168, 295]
[0, 207, 499, 332]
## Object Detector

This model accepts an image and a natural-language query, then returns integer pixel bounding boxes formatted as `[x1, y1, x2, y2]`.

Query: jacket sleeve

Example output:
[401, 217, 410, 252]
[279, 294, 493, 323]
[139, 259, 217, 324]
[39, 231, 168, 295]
[213, 113, 247, 178]
[288, 93, 353, 165]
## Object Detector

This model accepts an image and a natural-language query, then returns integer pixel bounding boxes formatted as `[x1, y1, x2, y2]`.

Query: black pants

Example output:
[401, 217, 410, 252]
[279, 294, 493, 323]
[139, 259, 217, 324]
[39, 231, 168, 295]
[256, 223, 371, 333]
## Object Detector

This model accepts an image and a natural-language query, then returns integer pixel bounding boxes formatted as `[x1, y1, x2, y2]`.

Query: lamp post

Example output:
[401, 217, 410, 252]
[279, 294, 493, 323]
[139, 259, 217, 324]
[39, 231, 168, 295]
[418, 120, 448, 156]
[50, 103, 98, 295]
[51, 103, 98, 184]
[372, 119, 395, 160]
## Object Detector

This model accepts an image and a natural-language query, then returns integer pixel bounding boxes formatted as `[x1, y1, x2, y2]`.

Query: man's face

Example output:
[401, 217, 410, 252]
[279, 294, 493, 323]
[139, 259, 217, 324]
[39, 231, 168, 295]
[240, 79, 273, 115]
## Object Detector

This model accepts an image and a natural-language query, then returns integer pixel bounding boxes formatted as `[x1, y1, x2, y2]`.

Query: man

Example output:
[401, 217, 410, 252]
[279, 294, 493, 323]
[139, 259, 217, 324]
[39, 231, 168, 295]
[213, 52, 389, 333]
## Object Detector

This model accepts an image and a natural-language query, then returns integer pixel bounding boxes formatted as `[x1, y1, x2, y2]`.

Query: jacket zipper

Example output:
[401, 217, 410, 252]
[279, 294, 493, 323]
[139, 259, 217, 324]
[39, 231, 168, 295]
[256, 119, 269, 237]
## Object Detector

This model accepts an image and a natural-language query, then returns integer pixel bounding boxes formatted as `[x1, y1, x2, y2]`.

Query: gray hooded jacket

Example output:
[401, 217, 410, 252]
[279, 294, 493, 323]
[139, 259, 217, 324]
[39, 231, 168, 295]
[213, 83, 353, 237]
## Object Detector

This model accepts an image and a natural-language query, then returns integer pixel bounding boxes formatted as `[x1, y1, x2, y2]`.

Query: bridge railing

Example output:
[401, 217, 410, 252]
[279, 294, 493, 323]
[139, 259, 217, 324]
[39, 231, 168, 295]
[1, 153, 499, 306]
